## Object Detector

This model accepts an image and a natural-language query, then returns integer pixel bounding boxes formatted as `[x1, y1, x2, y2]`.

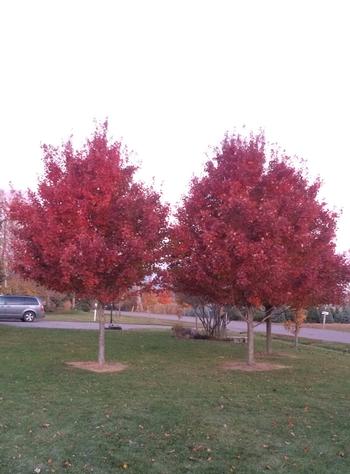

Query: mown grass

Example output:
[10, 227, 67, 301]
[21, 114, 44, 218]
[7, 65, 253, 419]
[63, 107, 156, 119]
[0, 327, 350, 473]
[272, 334, 350, 354]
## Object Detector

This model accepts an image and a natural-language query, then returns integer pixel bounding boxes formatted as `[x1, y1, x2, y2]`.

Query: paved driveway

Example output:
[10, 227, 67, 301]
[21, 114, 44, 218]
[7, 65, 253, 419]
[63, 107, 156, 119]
[120, 311, 350, 344]
[227, 320, 350, 344]
[1, 317, 350, 345]
[0, 320, 168, 331]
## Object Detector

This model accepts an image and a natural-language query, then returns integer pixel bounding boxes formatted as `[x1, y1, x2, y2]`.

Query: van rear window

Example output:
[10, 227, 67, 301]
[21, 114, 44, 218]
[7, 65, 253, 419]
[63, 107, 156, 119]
[4, 297, 39, 305]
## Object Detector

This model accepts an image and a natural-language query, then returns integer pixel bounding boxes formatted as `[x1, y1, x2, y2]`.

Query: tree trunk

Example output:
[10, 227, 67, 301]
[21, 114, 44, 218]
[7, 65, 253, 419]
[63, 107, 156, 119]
[266, 317, 272, 354]
[294, 327, 299, 350]
[135, 287, 143, 312]
[247, 308, 255, 366]
[71, 293, 76, 310]
[1, 217, 8, 289]
[97, 304, 105, 366]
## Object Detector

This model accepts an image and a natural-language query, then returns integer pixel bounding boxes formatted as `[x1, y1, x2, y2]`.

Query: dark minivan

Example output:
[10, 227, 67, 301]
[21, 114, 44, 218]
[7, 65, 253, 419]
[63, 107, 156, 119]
[0, 295, 45, 322]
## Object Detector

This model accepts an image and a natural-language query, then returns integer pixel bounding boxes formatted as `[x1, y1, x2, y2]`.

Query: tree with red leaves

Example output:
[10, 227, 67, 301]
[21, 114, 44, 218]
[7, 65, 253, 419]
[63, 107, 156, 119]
[284, 249, 350, 349]
[169, 133, 350, 365]
[10, 124, 168, 366]
[259, 158, 350, 351]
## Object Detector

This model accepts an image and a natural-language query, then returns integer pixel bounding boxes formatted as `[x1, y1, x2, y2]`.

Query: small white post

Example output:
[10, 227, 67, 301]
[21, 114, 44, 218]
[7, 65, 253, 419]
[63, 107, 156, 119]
[321, 311, 329, 329]
[93, 301, 98, 322]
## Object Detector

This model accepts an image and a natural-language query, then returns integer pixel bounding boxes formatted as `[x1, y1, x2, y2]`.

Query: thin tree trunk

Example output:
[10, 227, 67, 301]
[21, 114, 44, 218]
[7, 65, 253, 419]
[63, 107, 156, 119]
[71, 293, 76, 310]
[135, 287, 143, 312]
[247, 308, 255, 366]
[294, 327, 299, 350]
[45, 292, 50, 310]
[98, 304, 105, 366]
[266, 317, 272, 354]
[1, 218, 8, 288]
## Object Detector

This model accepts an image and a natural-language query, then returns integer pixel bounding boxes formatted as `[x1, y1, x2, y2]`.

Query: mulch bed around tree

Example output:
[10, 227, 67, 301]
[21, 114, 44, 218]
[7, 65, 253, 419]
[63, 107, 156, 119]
[66, 361, 128, 373]
[221, 361, 291, 372]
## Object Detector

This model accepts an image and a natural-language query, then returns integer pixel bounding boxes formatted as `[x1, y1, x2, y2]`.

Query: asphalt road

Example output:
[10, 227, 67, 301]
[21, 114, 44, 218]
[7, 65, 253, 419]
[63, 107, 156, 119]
[227, 320, 350, 344]
[120, 311, 350, 344]
[1, 314, 350, 344]
[0, 320, 168, 331]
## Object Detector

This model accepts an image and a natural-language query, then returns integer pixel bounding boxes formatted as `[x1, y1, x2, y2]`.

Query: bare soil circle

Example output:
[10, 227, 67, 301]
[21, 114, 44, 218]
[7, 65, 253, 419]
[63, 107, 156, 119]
[66, 361, 128, 373]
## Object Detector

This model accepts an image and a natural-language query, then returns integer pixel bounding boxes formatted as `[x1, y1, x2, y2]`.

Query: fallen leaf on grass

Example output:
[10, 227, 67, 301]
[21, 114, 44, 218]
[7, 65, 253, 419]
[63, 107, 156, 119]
[191, 445, 206, 452]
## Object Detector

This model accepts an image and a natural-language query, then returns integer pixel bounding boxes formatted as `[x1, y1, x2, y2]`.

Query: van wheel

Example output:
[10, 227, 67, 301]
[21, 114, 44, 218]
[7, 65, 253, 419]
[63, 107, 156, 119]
[23, 311, 35, 322]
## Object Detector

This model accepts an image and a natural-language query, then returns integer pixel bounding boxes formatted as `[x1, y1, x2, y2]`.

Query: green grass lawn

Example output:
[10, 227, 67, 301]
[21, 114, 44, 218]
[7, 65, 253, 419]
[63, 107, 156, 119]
[0, 327, 350, 473]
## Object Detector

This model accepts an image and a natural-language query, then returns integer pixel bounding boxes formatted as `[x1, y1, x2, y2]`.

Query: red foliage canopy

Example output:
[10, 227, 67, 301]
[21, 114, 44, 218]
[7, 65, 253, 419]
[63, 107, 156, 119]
[169, 133, 350, 309]
[10, 124, 168, 304]
[260, 158, 350, 308]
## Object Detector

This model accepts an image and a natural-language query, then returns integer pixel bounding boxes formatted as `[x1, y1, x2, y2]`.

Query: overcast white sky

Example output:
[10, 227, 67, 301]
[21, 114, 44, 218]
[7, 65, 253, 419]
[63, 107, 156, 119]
[0, 0, 349, 250]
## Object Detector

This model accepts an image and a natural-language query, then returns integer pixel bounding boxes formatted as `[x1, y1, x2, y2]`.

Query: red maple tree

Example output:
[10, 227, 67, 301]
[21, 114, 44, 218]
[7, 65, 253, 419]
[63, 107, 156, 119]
[168, 133, 350, 364]
[10, 123, 168, 366]
[259, 159, 350, 349]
